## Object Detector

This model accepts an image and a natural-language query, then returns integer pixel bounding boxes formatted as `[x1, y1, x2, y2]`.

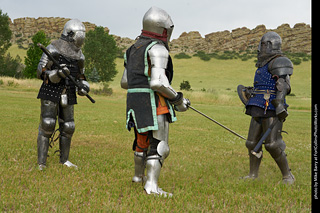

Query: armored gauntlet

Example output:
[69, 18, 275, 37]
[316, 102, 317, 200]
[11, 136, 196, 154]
[170, 92, 190, 112]
[77, 80, 90, 96]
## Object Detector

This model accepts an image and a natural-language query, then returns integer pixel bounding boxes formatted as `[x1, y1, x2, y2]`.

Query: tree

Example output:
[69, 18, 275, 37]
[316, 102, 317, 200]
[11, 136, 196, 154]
[0, 53, 22, 78]
[87, 67, 101, 83]
[0, 9, 12, 58]
[0, 9, 23, 78]
[83, 26, 117, 82]
[23, 31, 50, 78]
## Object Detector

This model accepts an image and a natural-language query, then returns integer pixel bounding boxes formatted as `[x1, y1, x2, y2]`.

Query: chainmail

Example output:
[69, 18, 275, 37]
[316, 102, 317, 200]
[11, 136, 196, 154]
[255, 52, 283, 68]
[51, 38, 83, 60]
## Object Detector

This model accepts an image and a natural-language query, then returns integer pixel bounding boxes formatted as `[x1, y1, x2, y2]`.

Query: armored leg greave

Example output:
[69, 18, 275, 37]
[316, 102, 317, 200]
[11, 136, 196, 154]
[273, 151, 295, 184]
[144, 155, 162, 193]
[58, 104, 76, 166]
[263, 117, 294, 184]
[37, 134, 50, 166]
[244, 117, 263, 179]
[144, 115, 172, 197]
[132, 151, 146, 182]
[243, 152, 262, 179]
[37, 100, 58, 168]
[144, 155, 172, 197]
[59, 136, 71, 164]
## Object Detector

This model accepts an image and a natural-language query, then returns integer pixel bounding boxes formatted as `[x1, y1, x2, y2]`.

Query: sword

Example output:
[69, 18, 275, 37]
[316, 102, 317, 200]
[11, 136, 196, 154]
[188, 106, 246, 140]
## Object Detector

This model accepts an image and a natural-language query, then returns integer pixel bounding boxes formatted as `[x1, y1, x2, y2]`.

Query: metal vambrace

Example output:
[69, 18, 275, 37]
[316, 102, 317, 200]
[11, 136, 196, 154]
[149, 67, 178, 100]
[149, 44, 178, 100]
[272, 75, 291, 120]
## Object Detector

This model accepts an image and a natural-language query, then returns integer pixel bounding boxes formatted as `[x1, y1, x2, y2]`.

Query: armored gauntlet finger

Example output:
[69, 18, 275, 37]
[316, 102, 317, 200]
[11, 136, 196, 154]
[58, 64, 70, 78]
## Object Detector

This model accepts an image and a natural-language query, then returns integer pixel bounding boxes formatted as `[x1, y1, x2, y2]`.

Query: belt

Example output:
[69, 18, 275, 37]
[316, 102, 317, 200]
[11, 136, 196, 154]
[253, 89, 276, 95]
[252, 89, 276, 114]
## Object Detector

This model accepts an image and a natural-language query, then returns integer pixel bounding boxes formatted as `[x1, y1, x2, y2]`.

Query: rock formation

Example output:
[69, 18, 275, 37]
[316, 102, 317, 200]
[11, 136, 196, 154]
[170, 23, 311, 54]
[9, 17, 311, 54]
[9, 17, 108, 46]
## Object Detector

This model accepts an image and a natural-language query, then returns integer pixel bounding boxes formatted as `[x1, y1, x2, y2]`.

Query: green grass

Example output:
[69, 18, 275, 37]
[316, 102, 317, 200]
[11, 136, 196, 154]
[0, 58, 311, 211]
[7, 44, 27, 59]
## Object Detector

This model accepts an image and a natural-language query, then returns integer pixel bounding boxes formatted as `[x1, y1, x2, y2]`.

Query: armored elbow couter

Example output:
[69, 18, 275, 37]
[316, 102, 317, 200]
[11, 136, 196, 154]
[149, 76, 177, 100]
[120, 68, 128, 89]
[45, 69, 61, 83]
[43, 65, 70, 84]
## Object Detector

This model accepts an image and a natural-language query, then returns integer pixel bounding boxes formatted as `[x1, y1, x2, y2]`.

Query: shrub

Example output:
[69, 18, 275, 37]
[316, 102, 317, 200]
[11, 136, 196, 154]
[199, 54, 211, 61]
[291, 58, 301, 65]
[90, 82, 113, 96]
[174, 52, 192, 59]
[193, 51, 211, 61]
[180, 80, 191, 91]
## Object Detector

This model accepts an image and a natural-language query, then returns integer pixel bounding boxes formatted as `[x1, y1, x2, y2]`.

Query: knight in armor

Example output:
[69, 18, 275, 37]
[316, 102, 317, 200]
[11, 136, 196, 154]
[120, 7, 190, 197]
[240, 32, 295, 184]
[36, 19, 90, 170]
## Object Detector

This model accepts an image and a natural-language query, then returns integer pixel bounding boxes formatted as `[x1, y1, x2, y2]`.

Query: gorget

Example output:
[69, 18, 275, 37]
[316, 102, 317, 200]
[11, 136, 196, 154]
[255, 53, 283, 68]
[51, 39, 83, 60]
[139, 35, 170, 51]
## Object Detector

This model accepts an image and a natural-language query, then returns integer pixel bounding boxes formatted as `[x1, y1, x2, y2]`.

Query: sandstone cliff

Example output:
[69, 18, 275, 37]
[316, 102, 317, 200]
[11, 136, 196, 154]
[9, 17, 108, 46]
[170, 23, 311, 54]
[9, 17, 311, 54]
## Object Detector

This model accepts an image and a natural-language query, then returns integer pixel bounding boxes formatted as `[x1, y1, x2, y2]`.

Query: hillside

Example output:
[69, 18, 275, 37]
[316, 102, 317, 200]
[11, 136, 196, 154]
[9, 17, 311, 54]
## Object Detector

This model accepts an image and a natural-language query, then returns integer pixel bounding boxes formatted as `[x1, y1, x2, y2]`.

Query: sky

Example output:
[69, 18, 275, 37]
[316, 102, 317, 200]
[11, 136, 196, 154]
[0, 0, 312, 40]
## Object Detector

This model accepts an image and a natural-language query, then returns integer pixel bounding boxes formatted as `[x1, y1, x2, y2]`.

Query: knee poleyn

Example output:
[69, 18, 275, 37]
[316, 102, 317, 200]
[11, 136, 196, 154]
[39, 117, 56, 137]
[245, 140, 257, 150]
[60, 121, 75, 138]
[264, 140, 285, 159]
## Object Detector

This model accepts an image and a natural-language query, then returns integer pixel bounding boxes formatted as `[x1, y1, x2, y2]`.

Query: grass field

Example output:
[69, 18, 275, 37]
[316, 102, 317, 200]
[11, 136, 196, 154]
[0, 56, 311, 212]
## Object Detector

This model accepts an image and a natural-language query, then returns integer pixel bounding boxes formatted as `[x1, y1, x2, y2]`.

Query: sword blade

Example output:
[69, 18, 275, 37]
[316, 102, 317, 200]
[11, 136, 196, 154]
[189, 106, 246, 140]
